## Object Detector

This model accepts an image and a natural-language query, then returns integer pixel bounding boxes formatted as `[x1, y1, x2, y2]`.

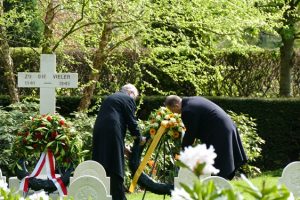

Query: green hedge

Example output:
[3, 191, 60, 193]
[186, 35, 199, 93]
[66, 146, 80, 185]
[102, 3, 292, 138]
[0, 95, 299, 171]
[209, 97, 300, 171]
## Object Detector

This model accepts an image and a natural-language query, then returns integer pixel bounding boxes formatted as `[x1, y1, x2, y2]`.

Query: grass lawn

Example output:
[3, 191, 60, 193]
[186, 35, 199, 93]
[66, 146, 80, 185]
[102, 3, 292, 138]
[126, 170, 282, 200]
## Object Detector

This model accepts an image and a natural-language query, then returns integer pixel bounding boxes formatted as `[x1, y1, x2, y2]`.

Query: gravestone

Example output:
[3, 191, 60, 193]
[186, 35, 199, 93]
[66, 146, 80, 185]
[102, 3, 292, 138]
[201, 176, 233, 190]
[69, 175, 112, 200]
[174, 167, 210, 189]
[70, 160, 110, 194]
[9, 54, 78, 197]
[0, 168, 6, 183]
[278, 161, 300, 197]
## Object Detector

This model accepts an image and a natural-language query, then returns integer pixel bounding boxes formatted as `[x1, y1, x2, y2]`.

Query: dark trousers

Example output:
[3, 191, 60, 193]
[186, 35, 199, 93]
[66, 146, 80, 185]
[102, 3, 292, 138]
[109, 173, 127, 200]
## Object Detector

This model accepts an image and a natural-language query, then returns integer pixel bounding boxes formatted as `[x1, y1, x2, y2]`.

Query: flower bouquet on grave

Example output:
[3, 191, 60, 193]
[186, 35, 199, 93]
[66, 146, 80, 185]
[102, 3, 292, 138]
[9, 113, 86, 195]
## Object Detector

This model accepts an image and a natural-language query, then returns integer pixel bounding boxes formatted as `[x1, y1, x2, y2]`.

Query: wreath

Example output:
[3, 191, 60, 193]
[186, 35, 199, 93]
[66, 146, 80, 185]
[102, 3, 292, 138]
[129, 107, 186, 195]
[10, 114, 85, 193]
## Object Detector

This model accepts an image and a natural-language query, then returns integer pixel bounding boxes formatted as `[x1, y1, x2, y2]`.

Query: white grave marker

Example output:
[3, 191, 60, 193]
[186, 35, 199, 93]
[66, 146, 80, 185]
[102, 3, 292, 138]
[17, 54, 78, 114]
[70, 160, 110, 193]
[278, 161, 300, 197]
[69, 175, 112, 200]
[174, 167, 210, 189]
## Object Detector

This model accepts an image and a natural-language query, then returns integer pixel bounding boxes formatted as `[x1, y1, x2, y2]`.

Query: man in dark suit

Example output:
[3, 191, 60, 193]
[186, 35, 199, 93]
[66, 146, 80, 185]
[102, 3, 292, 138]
[92, 84, 144, 200]
[164, 95, 247, 180]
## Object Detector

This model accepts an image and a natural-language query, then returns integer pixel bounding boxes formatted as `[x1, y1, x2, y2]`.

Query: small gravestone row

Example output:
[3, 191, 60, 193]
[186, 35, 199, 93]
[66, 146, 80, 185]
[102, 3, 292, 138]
[3, 161, 300, 199]
[8, 160, 111, 200]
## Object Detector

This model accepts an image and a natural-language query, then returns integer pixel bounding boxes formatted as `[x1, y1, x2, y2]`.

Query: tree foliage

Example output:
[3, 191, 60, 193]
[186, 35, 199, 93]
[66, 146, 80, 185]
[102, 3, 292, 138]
[3, 0, 42, 47]
[256, 0, 300, 97]
[137, 0, 281, 96]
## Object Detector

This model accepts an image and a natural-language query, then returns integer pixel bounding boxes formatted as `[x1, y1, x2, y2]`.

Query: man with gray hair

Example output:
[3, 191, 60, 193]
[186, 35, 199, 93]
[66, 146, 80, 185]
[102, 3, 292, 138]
[121, 83, 139, 99]
[165, 95, 247, 180]
[92, 83, 144, 200]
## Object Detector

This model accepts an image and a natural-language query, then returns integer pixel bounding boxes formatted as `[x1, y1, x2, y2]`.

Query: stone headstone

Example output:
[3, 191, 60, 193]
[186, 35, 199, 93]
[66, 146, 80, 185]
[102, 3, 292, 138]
[70, 160, 110, 194]
[174, 167, 210, 189]
[69, 175, 112, 200]
[201, 176, 233, 190]
[278, 161, 300, 197]
[0, 168, 6, 183]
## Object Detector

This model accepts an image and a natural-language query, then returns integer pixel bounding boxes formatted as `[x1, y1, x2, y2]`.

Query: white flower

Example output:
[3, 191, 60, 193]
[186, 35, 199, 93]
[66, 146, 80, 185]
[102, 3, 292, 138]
[155, 115, 162, 121]
[152, 122, 159, 128]
[164, 114, 171, 120]
[171, 187, 192, 200]
[178, 127, 183, 133]
[170, 117, 177, 123]
[179, 144, 220, 175]
[0, 179, 9, 192]
[28, 190, 49, 200]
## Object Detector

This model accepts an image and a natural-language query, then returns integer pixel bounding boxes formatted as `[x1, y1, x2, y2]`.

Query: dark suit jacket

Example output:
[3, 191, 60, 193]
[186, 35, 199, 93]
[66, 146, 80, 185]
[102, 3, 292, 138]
[181, 96, 247, 179]
[92, 92, 141, 178]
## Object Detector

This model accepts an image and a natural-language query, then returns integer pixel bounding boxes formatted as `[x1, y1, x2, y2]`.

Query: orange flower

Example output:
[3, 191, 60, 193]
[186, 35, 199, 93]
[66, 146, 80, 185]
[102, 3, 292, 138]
[175, 154, 180, 160]
[148, 160, 155, 167]
[173, 131, 180, 139]
[149, 128, 156, 135]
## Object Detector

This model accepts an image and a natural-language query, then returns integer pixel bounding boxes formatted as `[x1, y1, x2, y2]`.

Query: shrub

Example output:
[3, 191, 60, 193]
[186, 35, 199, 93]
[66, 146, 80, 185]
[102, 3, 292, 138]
[0, 101, 39, 176]
[228, 111, 265, 176]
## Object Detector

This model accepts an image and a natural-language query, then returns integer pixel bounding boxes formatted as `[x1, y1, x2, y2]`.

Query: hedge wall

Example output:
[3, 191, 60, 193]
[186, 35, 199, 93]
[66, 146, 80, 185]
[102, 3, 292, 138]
[1, 95, 299, 170]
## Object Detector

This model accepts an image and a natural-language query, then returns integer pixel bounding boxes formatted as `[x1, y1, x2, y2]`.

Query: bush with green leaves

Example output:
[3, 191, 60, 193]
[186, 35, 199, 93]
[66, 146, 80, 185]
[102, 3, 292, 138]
[0, 101, 39, 176]
[228, 110, 265, 177]
[68, 112, 96, 160]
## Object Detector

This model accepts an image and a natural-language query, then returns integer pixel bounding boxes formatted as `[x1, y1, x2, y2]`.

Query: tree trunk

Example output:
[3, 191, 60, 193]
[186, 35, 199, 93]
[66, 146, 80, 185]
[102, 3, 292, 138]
[42, 0, 55, 54]
[278, 0, 299, 97]
[279, 35, 295, 97]
[77, 22, 113, 111]
[0, 0, 19, 103]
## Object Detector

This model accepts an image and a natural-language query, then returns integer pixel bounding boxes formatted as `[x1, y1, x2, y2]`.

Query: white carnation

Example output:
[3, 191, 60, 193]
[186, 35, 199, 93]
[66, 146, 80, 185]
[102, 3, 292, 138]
[179, 144, 219, 175]
[28, 190, 49, 200]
